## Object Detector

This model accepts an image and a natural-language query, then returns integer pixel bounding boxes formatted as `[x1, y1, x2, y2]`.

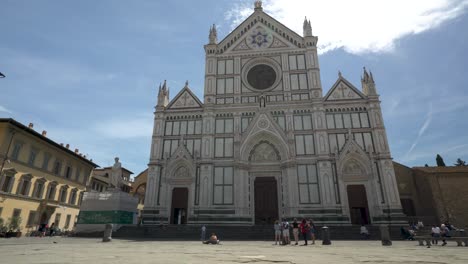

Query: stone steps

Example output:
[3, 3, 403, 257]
[113, 225, 404, 241]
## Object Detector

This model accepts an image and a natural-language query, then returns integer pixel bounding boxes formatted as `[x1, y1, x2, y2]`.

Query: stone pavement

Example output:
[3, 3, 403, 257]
[0, 237, 467, 264]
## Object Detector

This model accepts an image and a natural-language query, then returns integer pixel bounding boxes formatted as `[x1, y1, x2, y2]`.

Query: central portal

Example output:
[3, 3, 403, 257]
[171, 188, 188, 225]
[254, 177, 279, 224]
[347, 185, 370, 225]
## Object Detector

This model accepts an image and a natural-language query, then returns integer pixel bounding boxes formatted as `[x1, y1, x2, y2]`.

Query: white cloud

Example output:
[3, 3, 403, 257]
[0, 105, 12, 114]
[225, 0, 468, 54]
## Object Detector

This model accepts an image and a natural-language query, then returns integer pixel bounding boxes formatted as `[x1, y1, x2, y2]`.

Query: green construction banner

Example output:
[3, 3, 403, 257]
[77, 210, 134, 224]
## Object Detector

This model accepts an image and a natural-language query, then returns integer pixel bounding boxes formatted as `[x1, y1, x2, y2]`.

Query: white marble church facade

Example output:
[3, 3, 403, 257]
[142, 1, 405, 226]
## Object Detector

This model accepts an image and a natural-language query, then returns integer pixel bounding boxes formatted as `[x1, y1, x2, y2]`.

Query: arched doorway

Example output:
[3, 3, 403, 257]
[347, 185, 370, 225]
[170, 188, 188, 225]
[249, 141, 281, 224]
[254, 177, 279, 224]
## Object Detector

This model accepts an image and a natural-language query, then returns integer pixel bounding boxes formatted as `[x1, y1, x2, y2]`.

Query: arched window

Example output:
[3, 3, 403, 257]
[134, 184, 146, 205]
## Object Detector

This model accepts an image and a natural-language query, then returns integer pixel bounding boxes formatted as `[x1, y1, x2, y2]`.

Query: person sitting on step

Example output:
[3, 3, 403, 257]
[203, 233, 220, 244]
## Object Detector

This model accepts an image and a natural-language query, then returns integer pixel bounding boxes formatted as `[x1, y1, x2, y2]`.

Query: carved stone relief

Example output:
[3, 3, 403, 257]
[249, 141, 280, 161]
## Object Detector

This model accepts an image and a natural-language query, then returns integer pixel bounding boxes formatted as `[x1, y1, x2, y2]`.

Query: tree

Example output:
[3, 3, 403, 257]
[454, 158, 467, 166]
[424, 164, 429, 167]
[436, 154, 446, 167]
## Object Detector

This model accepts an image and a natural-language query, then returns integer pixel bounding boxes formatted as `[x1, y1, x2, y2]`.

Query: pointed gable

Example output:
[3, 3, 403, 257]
[324, 75, 366, 101]
[217, 9, 304, 54]
[167, 84, 203, 109]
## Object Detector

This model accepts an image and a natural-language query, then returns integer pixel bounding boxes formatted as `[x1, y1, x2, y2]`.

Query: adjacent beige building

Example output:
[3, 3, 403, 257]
[0, 119, 97, 233]
[88, 166, 133, 193]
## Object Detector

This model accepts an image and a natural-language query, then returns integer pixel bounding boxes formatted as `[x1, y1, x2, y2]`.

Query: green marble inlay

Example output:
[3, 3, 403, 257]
[78, 210, 134, 224]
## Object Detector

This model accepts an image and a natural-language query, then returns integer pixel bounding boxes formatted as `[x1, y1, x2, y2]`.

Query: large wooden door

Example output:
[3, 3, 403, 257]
[347, 185, 370, 225]
[254, 177, 279, 224]
[171, 188, 188, 225]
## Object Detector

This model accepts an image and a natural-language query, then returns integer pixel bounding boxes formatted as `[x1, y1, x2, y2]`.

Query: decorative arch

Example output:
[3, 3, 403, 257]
[248, 140, 281, 161]
[241, 130, 289, 162]
[174, 166, 189, 178]
[134, 183, 146, 204]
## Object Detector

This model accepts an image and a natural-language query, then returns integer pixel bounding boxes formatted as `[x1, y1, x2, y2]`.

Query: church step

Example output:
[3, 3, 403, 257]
[113, 225, 405, 240]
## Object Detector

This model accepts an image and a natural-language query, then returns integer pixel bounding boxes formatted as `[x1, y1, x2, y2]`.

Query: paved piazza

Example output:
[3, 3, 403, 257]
[0, 238, 467, 264]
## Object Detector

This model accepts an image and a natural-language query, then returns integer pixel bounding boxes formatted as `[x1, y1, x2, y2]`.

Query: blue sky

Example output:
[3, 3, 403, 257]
[1, 0, 467, 175]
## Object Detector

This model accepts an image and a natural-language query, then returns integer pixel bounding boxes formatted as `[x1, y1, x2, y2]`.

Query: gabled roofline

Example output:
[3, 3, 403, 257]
[217, 9, 305, 52]
[166, 85, 204, 109]
[323, 75, 367, 101]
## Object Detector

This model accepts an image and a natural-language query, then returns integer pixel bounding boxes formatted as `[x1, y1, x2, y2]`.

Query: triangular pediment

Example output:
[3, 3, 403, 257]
[243, 113, 286, 139]
[324, 76, 366, 101]
[240, 112, 291, 161]
[218, 10, 304, 54]
[167, 142, 194, 162]
[167, 85, 203, 109]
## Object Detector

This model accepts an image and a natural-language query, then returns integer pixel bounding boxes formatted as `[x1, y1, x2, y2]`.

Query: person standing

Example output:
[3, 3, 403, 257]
[308, 219, 316, 245]
[292, 218, 299, 245]
[274, 220, 281, 245]
[431, 225, 440, 245]
[201, 225, 206, 241]
[282, 220, 290, 245]
[299, 219, 309, 245]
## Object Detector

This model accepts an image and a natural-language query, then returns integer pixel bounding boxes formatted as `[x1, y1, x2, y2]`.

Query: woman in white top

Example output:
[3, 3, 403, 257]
[431, 225, 440, 245]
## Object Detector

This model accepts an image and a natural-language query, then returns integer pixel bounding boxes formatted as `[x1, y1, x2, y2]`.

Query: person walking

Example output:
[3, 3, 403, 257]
[299, 219, 309, 245]
[292, 218, 299, 245]
[274, 220, 281, 245]
[201, 225, 206, 241]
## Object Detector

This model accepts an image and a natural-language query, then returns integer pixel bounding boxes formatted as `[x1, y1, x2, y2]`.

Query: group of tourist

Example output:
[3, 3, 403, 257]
[274, 218, 316, 245]
[431, 222, 456, 246]
[400, 220, 458, 246]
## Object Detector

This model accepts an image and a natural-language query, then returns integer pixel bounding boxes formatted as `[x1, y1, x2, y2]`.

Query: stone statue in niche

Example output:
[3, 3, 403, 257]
[110, 157, 123, 190]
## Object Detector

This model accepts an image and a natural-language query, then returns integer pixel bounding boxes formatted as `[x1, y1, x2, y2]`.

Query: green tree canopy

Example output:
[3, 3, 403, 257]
[436, 154, 446, 167]
[454, 158, 466, 166]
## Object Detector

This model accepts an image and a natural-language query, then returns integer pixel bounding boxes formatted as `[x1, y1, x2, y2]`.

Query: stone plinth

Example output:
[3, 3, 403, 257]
[75, 190, 138, 234]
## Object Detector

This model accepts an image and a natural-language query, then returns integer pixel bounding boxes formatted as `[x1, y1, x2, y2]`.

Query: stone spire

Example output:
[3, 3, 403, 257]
[209, 24, 217, 44]
[157, 80, 170, 107]
[254, 1, 263, 11]
[303, 17, 312, 37]
[361, 67, 377, 96]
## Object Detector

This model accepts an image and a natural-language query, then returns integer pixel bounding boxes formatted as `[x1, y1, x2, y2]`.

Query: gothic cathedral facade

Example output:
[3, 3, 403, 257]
[143, 2, 405, 226]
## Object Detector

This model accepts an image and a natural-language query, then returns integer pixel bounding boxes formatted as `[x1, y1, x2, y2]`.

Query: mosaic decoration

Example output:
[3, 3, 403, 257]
[247, 26, 272, 49]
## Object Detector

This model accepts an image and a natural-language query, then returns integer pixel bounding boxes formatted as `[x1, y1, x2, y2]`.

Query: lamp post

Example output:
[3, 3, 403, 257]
[0, 72, 5, 78]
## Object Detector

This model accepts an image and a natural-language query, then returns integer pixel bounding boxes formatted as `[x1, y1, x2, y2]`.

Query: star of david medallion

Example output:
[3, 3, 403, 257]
[247, 27, 272, 49]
